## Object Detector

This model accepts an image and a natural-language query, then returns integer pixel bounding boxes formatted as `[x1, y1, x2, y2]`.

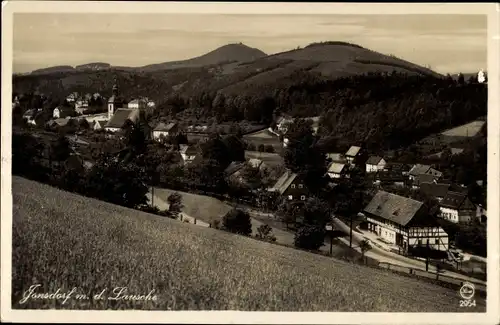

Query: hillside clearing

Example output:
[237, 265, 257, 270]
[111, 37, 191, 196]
[12, 177, 485, 311]
[441, 120, 485, 137]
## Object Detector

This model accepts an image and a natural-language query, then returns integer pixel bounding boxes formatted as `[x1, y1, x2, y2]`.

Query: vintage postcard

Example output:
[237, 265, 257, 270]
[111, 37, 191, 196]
[1, 1, 499, 324]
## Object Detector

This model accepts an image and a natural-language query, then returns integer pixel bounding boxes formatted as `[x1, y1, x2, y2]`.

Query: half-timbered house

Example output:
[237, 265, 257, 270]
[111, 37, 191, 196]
[363, 190, 449, 254]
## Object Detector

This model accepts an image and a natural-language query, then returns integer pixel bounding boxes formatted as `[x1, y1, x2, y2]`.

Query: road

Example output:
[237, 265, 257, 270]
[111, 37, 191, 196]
[331, 217, 486, 286]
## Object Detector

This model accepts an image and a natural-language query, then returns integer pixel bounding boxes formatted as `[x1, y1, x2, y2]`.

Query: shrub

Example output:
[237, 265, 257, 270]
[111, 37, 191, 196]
[222, 209, 252, 236]
[255, 224, 277, 242]
[258, 144, 265, 152]
[294, 225, 325, 250]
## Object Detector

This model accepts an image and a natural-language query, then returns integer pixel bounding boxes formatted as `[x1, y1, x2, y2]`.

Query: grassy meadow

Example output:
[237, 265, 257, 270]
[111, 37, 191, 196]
[11, 177, 485, 311]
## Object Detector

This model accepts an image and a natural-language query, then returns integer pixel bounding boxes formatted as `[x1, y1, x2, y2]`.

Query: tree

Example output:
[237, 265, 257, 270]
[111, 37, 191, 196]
[124, 120, 147, 156]
[331, 166, 365, 247]
[167, 192, 183, 219]
[84, 152, 149, 209]
[222, 134, 245, 162]
[265, 145, 275, 153]
[222, 209, 252, 236]
[294, 225, 325, 251]
[276, 199, 302, 229]
[51, 135, 72, 163]
[284, 119, 327, 192]
[359, 239, 372, 264]
[255, 224, 276, 242]
[258, 144, 265, 152]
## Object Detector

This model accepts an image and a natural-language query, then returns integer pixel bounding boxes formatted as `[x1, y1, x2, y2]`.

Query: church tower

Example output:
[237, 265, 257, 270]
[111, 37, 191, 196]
[108, 77, 119, 120]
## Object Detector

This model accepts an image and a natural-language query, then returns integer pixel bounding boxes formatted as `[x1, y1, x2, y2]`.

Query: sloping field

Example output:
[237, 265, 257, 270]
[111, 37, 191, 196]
[152, 187, 232, 225]
[441, 120, 486, 137]
[12, 177, 485, 311]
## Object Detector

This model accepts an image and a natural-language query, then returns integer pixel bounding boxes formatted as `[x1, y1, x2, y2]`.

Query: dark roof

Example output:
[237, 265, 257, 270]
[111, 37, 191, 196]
[414, 174, 440, 186]
[419, 182, 450, 198]
[440, 192, 473, 210]
[409, 164, 431, 176]
[105, 109, 139, 129]
[180, 144, 198, 156]
[364, 191, 424, 226]
[378, 171, 406, 183]
[154, 122, 177, 132]
[385, 162, 410, 172]
[224, 161, 245, 176]
[366, 156, 384, 165]
[270, 170, 298, 195]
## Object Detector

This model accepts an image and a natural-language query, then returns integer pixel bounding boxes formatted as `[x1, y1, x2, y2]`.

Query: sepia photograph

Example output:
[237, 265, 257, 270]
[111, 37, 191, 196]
[1, 2, 499, 324]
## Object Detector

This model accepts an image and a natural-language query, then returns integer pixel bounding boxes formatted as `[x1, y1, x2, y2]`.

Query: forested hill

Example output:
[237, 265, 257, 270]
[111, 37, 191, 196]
[13, 41, 486, 151]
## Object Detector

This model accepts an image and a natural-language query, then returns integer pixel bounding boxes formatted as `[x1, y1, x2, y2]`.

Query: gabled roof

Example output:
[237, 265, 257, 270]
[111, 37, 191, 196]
[154, 122, 177, 132]
[409, 164, 431, 176]
[366, 155, 384, 165]
[224, 161, 245, 176]
[328, 162, 346, 174]
[346, 146, 361, 157]
[414, 174, 441, 185]
[23, 109, 36, 117]
[105, 109, 139, 129]
[419, 182, 450, 198]
[270, 170, 298, 195]
[180, 144, 198, 156]
[364, 191, 424, 226]
[440, 192, 474, 210]
[385, 162, 411, 172]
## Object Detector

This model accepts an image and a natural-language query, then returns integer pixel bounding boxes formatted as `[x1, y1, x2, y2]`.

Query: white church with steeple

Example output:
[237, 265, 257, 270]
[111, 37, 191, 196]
[104, 78, 141, 133]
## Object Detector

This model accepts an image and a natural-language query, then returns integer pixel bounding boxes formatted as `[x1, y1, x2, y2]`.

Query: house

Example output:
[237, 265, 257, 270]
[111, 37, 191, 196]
[327, 162, 348, 179]
[363, 191, 449, 253]
[179, 144, 198, 165]
[476, 204, 487, 223]
[408, 164, 442, 181]
[439, 192, 476, 224]
[345, 146, 361, 165]
[384, 162, 411, 176]
[75, 100, 89, 114]
[53, 106, 75, 119]
[104, 109, 140, 133]
[66, 92, 79, 103]
[127, 99, 147, 110]
[153, 122, 178, 141]
[268, 170, 307, 201]
[46, 118, 71, 129]
[92, 120, 107, 131]
[22, 109, 38, 125]
[419, 182, 450, 202]
[377, 171, 407, 187]
[412, 174, 442, 189]
[224, 161, 246, 177]
[366, 156, 386, 173]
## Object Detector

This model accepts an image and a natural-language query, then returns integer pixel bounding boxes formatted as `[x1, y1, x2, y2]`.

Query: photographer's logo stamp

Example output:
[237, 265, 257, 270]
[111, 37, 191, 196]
[459, 282, 476, 307]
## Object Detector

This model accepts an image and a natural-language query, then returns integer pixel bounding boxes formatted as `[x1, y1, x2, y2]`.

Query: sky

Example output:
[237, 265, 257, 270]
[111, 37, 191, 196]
[13, 14, 487, 74]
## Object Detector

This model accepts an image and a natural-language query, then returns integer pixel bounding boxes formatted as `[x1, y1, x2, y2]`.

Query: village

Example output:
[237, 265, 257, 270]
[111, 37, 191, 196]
[13, 73, 488, 293]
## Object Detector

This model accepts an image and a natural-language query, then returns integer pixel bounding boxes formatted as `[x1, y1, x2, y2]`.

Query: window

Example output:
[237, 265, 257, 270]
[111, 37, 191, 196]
[298, 184, 303, 189]
[291, 184, 296, 189]
[435, 239, 439, 245]
[300, 195, 305, 201]
[418, 239, 422, 246]
[288, 195, 293, 200]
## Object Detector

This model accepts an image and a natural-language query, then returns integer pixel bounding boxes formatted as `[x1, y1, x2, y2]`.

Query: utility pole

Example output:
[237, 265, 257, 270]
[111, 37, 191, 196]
[349, 214, 353, 248]
[425, 239, 430, 272]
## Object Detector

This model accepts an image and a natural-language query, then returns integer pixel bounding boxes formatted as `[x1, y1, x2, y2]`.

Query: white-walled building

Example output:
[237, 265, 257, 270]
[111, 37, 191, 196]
[363, 191, 449, 253]
[153, 122, 178, 141]
[365, 156, 386, 173]
[327, 162, 348, 179]
[439, 191, 476, 224]
[128, 99, 147, 110]
[345, 146, 361, 165]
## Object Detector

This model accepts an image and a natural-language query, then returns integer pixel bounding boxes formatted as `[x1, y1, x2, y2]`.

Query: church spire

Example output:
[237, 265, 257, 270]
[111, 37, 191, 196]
[112, 76, 119, 97]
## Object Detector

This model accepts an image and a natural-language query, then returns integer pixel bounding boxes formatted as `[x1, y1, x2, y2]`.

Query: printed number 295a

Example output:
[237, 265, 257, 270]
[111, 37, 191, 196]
[459, 299, 476, 307]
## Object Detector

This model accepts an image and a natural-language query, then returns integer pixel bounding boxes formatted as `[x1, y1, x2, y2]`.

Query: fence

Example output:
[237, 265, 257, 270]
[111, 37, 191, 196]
[378, 262, 486, 297]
